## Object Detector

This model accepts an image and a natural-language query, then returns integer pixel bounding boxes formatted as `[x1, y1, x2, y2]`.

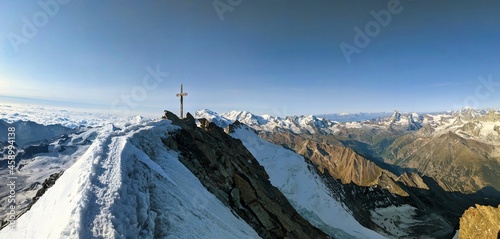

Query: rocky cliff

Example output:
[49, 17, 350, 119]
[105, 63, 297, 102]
[162, 112, 330, 239]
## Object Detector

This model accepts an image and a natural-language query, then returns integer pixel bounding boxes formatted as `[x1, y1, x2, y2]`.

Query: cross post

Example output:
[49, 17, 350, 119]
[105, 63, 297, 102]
[176, 84, 188, 118]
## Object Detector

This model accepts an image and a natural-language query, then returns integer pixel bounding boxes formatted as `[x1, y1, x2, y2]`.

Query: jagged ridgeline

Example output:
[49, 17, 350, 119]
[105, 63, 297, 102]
[162, 111, 330, 239]
[194, 108, 500, 239]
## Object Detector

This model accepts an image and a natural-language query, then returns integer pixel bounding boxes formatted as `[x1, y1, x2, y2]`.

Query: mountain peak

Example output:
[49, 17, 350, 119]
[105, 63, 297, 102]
[390, 110, 402, 122]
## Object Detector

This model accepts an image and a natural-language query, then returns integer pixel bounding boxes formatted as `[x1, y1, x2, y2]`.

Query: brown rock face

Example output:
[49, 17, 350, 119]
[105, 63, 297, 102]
[299, 140, 382, 186]
[260, 131, 411, 196]
[397, 172, 429, 190]
[163, 112, 330, 239]
[459, 204, 500, 239]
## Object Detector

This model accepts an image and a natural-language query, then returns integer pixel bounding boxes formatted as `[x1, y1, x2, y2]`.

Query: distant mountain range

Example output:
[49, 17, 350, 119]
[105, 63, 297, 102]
[316, 112, 394, 122]
[195, 108, 500, 238]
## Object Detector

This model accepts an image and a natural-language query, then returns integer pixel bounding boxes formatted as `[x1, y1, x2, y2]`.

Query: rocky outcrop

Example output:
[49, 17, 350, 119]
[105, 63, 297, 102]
[494, 125, 500, 135]
[162, 112, 330, 239]
[28, 171, 64, 209]
[458, 204, 500, 239]
[1, 171, 64, 229]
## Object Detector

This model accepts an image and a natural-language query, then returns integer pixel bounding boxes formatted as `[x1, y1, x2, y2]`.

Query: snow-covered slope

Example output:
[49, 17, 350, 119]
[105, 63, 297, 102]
[0, 120, 98, 226]
[0, 120, 259, 239]
[229, 124, 386, 239]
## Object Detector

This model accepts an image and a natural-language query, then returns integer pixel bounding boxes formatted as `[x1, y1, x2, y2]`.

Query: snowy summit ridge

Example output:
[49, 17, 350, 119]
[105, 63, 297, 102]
[0, 119, 259, 239]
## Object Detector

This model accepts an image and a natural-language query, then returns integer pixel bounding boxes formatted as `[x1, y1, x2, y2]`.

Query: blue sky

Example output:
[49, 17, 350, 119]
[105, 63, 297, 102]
[1, 0, 499, 117]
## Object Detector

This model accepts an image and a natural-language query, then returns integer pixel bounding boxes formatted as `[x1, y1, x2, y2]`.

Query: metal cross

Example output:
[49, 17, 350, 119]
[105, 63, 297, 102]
[176, 84, 188, 118]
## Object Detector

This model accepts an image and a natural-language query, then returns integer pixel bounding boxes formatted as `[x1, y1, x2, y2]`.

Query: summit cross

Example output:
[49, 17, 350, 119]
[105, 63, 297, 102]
[176, 84, 188, 119]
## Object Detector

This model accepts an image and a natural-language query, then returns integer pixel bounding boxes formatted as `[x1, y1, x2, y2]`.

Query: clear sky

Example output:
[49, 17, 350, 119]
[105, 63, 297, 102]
[1, 0, 499, 117]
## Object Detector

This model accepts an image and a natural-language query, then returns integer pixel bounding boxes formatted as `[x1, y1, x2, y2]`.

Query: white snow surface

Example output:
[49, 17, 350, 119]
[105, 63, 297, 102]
[0, 120, 259, 239]
[370, 205, 419, 238]
[230, 124, 386, 239]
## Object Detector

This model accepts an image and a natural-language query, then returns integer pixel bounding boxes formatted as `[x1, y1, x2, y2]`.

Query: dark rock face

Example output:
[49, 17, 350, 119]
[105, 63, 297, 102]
[28, 171, 64, 209]
[494, 125, 500, 135]
[163, 112, 330, 239]
[1, 171, 64, 229]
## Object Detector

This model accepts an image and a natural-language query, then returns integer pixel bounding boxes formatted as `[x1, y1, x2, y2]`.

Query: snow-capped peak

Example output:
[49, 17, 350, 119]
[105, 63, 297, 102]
[390, 110, 402, 123]
[195, 110, 338, 135]
[409, 112, 422, 123]
[194, 109, 233, 128]
[221, 110, 269, 126]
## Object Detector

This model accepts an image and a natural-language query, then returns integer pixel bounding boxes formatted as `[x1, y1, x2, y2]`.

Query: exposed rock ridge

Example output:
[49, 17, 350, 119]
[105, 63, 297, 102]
[162, 111, 330, 239]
